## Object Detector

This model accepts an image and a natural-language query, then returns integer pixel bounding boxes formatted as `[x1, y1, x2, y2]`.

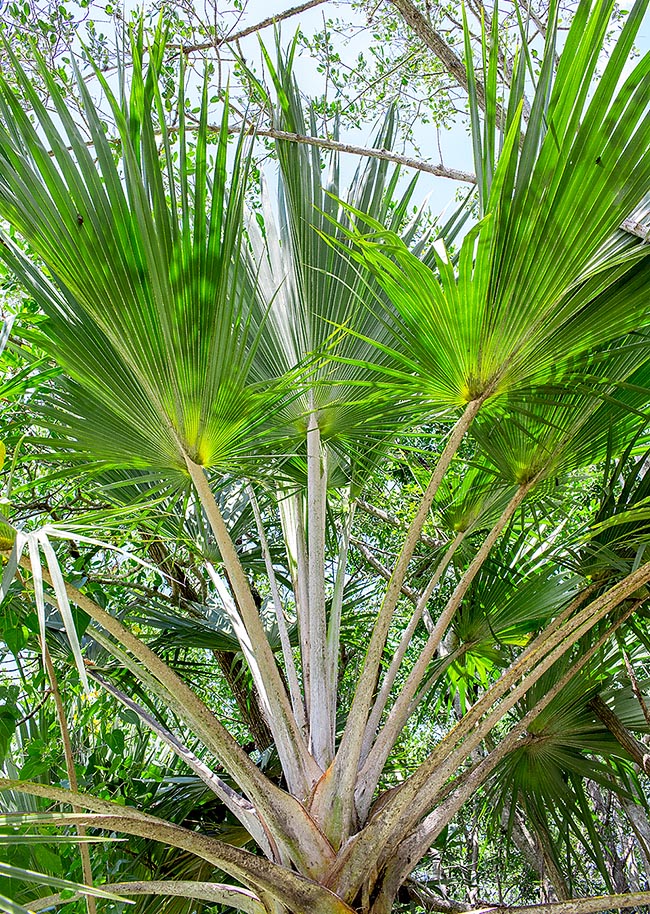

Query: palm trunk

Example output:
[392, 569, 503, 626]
[25, 559, 335, 879]
[213, 649, 274, 751]
[357, 482, 532, 816]
[248, 484, 307, 732]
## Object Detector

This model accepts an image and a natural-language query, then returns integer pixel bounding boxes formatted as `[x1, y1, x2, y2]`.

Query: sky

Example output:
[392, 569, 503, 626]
[206, 0, 650, 219]
[5, 0, 649, 229]
[232, 0, 477, 205]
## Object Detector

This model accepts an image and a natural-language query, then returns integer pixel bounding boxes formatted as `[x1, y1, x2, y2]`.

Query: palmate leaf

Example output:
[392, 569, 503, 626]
[586, 438, 650, 546]
[3, 527, 91, 689]
[242, 36, 436, 481]
[433, 463, 517, 536]
[601, 682, 650, 735]
[486, 658, 635, 884]
[134, 601, 297, 655]
[251, 35, 419, 381]
[453, 548, 583, 660]
[0, 24, 287, 482]
[471, 345, 650, 485]
[342, 0, 650, 415]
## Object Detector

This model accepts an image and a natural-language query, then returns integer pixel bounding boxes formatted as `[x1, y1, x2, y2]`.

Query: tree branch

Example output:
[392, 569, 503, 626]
[469, 892, 650, 914]
[352, 537, 419, 605]
[406, 881, 473, 913]
[386, 0, 507, 128]
[356, 498, 443, 549]
[30, 881, 265, 914]
[620, 640, 650, 727]
[590, 693, 650, 776]
[174, 0, 331, 53]
[214, 122, 477, 183]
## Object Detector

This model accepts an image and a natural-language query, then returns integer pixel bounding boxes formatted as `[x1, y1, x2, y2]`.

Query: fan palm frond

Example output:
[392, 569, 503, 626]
[0, 24, 286, 481]
[337, 0, 650, 414]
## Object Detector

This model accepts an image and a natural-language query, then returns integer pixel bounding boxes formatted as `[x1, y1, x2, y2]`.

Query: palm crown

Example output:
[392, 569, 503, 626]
[0, 0, 650, 912]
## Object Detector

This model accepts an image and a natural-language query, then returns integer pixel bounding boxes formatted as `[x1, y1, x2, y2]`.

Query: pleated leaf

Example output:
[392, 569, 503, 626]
[341, 0, 650, 411]
[0, 25, 284, 479]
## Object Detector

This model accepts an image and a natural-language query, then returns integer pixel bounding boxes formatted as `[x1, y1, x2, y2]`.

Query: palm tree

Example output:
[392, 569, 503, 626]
[0, 0, 650, 911]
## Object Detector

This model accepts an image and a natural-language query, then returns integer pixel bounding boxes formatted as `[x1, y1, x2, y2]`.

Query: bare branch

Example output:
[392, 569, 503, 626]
[356, 498, 443, 549]
[406, 882, 474, 913]
[387, 0, 507, 128]
[216, 122, 477, 183]
[174, 0, 331, 54]
[15, 689, 52, 725]
[470, 892, 650, 914]
[590, 693, 650, 776]
[352, 537, 419, 604]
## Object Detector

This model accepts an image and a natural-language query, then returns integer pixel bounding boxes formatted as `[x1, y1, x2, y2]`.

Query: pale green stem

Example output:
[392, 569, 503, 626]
[185, 456, 321, 795]
[206, 559, 274, 721]
[247, 483, 307, 732]
[29, 881, 266, 914]
[326, 399, 483, 840]
[307, 414, 333, 767]
[359, 531, 466, 765]
[357, 482, 532, 817]
[278, 488, 311, 714]
[327, 502, 356, 747]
